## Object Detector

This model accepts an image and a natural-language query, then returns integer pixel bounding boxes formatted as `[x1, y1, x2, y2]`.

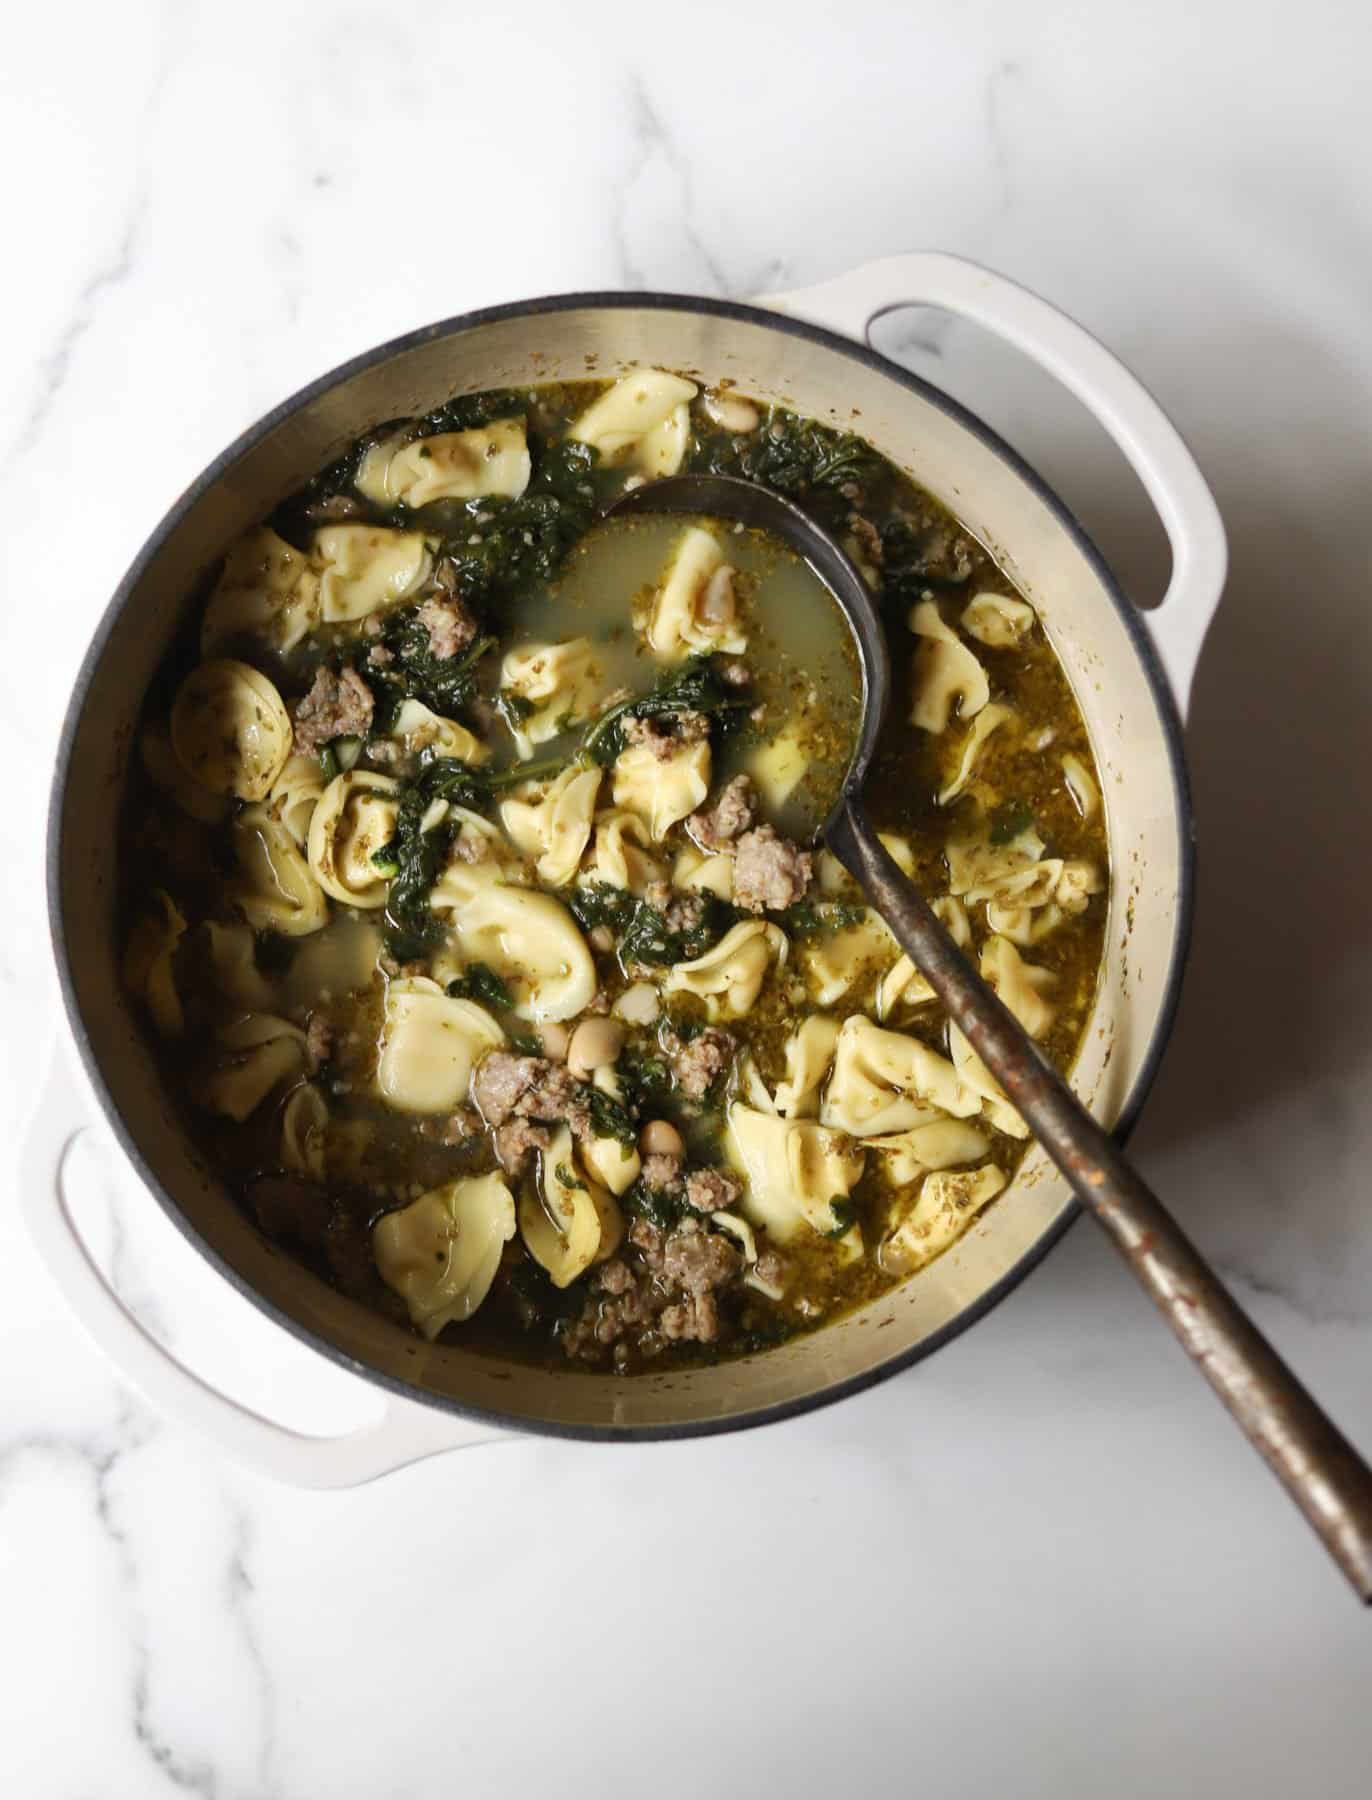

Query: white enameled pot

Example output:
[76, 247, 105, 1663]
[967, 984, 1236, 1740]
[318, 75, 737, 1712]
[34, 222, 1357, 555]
[28, 254, 1225, 1485]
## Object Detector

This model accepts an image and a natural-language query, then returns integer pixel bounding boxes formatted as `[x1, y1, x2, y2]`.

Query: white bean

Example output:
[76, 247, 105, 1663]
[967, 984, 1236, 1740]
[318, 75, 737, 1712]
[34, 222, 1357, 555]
[702, 390, 761, 434]
[639, 1119, 685, 1157]
[540, 1022, 570, 1062]
[567, 1017, 625, 1079]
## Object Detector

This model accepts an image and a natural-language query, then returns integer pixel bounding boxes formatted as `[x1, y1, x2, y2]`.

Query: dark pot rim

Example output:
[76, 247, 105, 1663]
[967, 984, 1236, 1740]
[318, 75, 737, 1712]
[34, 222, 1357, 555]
[47, 289, 1196, 1444]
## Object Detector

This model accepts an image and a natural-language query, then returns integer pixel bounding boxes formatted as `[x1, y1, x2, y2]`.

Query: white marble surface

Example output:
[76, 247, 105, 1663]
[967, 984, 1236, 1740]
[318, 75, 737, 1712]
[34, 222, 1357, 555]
[3, 1, 1371, 1793]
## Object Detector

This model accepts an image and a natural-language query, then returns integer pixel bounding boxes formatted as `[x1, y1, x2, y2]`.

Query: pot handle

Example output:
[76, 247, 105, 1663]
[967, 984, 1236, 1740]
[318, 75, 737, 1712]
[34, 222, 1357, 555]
[761, 253, 1227, 718]
[20, 1049, 506, 1489]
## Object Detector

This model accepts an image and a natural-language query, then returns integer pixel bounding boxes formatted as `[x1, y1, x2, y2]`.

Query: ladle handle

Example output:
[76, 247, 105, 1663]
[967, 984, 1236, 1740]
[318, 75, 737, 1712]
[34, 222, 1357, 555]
[828, 800, 1372, 1603]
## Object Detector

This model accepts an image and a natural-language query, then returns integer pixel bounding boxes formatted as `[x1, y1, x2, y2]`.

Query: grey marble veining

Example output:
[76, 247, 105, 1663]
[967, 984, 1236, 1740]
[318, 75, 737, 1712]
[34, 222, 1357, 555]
[2, 2, 1370, 1795]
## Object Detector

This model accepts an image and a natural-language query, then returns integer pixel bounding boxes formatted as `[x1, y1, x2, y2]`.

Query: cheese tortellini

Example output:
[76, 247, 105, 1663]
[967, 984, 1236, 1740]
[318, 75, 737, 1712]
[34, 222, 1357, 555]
[938, 703, 1015, 805]
[386, 698, 488, 767]
[875, 896, 970, 1020]
[980, 935, 1055, 1038]
[170, 659, 293, 801]
[499, 638, 604, 760]
[612, 737, 711, 840]
[374, 1173, 517, 1337]
[909, 599, 990, 734]
[663, 920, 787, 1020]
[198, 1015, 308, 1122]
[773, 1015, 841, 1118]
[882, 1164, 1007, 1274]
[803, 910, 896, 1008]
[726, 1104, 865, 1259]
[281, 1083, 329, 1181]
[307, 770, 400, 908]
[122, 890, 187, 1038]
[314, 524, 432, 623]
[376, 978, 505, 1115]
[201, 527, 321, 657]
[518, 1126, 624, 1288]
[434, 882, 596, 1022]
[820, 1016, 981, 1137]
[500, 764, 603, 888]
[264, 753, 327, 848]
[947, 1024, 1028, 1139]
[569, 366, 698, 475]
[866, 1119, 990, 1186]
[584, 808, 665, 894]
[646, 527, 747, 659]
[960, 592, 1037, 648]
[356, 419, 531, 508]
[232, 803, 330, 935]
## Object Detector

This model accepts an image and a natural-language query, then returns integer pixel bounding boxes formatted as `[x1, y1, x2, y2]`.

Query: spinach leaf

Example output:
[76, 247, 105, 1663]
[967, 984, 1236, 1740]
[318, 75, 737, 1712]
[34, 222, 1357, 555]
[777, 899, 867, 937]
[621, 1175, 683, 1231]
[988, 800, 1036, 846]
[446, 963, 513, 1010]
[619, 893, 733, 968]
[586, 1085, 639, 1147]
[416, 391, 529, 436]
[381, 760, 492, 958]
[824, 1197, 858, 1238]
[567, 882, 639, 935]
[618, 1045, 673, 1111]
[367, 624, 497, 723]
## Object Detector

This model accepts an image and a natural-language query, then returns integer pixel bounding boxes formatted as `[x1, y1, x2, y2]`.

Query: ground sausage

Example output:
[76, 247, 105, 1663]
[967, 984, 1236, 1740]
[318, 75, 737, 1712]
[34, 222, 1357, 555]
[471, 1051, 594, 1142]
[731, 824, 812, 914]
[683, 1166, 742, 1214]
[643, 880, 707, 936]
[640, 1152, 683, 1194]
[849, 514, 884, 567]
[688, 774, 756, 849]
[305, 1013, 334, 1071]
[621, 711, 711, 759]
[291, 665, 374, 749]
[417, 593, 479, 660]
[663, 1025, 736, 1100]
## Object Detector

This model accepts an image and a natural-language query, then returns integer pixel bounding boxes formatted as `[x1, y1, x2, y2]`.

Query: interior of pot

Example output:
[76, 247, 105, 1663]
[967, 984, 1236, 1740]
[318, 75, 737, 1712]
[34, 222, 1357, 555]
[52, 299, 1189, 1435]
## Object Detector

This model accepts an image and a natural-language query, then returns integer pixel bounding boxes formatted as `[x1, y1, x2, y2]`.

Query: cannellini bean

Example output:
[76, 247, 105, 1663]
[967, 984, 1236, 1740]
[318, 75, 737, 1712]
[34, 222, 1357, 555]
[613, 982, 661, 1025]
[567, 1017, 625, 1079]
[588, 924, 615, 953]
[639, 1119, 685, 1157]
[540, 1021, 570, 1062]
[702, 390, 761, 434]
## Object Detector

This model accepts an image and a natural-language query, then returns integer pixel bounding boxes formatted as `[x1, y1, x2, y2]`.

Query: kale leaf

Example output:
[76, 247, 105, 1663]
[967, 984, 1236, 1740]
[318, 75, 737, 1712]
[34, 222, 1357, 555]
[582, 655, 752, 766]
[777, 899, 868, 937]
[691, 407, 883, 502]
[567, 882, 639, 936]
[988, 800, 1036, 846]
[619, 893, 733, 968]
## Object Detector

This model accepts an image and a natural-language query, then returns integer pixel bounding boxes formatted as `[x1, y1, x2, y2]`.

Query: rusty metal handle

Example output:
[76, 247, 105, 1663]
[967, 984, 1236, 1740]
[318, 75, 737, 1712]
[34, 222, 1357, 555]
[828, 799, 1372, 1603]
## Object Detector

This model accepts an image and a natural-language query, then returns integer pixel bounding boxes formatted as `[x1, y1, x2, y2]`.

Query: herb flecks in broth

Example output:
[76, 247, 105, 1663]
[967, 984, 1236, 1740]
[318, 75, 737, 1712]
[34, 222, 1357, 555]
[120, 368, 1108, 1374]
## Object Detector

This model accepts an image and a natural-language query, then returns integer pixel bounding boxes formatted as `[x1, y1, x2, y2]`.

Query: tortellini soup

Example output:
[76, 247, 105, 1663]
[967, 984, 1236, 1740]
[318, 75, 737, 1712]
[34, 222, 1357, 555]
[120, 372, 1108, 1371]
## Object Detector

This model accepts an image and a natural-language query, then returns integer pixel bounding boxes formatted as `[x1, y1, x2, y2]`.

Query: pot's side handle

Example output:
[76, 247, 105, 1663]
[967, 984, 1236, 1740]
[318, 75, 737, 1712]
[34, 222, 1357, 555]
[761, 253, 1227, 719]
[20, 1050, 506, 1489]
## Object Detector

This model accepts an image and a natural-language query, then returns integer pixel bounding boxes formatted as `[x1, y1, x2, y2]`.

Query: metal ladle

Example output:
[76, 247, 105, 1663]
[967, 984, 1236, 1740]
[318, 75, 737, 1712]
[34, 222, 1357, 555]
[611, 472, 1372, 1602]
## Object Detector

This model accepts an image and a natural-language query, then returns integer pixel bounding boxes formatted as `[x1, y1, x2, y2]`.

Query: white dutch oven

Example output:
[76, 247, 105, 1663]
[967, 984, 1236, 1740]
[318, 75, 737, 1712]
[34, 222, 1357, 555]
[27, 254, 1225, 1485]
